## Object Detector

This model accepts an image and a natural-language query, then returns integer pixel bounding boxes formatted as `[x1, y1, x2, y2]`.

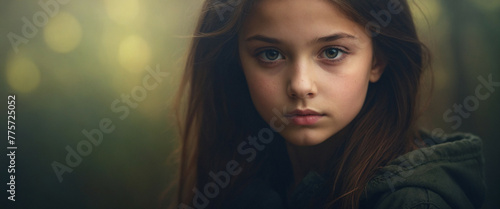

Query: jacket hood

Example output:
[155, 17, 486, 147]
[363, 132, 486, 208]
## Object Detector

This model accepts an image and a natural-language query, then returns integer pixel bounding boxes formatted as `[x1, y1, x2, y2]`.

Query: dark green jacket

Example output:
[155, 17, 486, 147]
[222, 132, 485, 209]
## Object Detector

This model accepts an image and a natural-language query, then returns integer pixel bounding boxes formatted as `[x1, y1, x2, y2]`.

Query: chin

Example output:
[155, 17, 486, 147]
[290, 139, 325, 146]
[281, 130, 333, 146]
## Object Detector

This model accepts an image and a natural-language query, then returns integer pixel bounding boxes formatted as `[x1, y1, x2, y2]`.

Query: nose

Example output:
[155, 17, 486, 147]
[287, 59, 317, 99]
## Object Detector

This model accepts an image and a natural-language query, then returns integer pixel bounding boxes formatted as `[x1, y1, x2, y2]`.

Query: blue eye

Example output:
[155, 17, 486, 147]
[322, 48, 343, 59]
[258, 49, 283, 62]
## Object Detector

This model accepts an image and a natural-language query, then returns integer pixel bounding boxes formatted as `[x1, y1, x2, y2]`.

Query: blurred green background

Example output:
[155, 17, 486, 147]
[0, 0, 498, 208]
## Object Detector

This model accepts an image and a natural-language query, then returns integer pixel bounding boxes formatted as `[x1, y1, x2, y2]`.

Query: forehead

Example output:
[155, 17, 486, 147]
[240, 0, 370, 43]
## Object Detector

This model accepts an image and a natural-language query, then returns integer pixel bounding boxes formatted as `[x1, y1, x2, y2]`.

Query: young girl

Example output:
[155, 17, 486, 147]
[171, 0, 485, 208]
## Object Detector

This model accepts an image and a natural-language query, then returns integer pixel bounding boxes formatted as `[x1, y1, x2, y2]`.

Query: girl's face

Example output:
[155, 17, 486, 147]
[238, 0, 384, 146]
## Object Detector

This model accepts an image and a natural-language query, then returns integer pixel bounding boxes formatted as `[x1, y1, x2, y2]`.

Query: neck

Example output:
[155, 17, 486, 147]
[286, 133, 344, 188]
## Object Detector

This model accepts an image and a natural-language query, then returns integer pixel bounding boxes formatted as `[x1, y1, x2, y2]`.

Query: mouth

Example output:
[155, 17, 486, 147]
[285, 109, 325, 125]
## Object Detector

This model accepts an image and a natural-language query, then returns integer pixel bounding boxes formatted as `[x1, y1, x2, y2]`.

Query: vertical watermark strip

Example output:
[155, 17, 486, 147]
[6, 95, 17, 201]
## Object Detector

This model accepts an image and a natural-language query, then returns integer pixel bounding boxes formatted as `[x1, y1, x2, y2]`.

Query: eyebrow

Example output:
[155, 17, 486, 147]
[245, 33, 357, 44]
[316, 33, 357, 43]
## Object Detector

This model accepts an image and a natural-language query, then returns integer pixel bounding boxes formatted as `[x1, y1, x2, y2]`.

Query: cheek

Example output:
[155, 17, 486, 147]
[325, 69, 371, 120]
[338, 80, 368, 115]
[244, 72, 281, 119]
[339, 56, 373, 115]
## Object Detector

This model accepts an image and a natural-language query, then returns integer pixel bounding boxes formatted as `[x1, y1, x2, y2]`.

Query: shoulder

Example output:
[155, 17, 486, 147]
[363, 132, 485, 209]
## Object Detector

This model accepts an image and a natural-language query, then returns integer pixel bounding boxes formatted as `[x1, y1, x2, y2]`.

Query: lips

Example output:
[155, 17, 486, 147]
[285, 109, 325, 125]
[287, 109, 322, 116]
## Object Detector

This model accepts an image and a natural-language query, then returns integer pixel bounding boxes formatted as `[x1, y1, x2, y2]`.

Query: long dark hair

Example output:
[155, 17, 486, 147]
[171, 0, 430, 208]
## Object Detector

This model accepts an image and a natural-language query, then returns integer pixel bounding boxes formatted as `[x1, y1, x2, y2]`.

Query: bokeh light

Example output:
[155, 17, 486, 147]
[6, 55, 41, 93]
[104, 0, 141, 25]
[43, 12, 82, 53]
[118, 35, 152, 73]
